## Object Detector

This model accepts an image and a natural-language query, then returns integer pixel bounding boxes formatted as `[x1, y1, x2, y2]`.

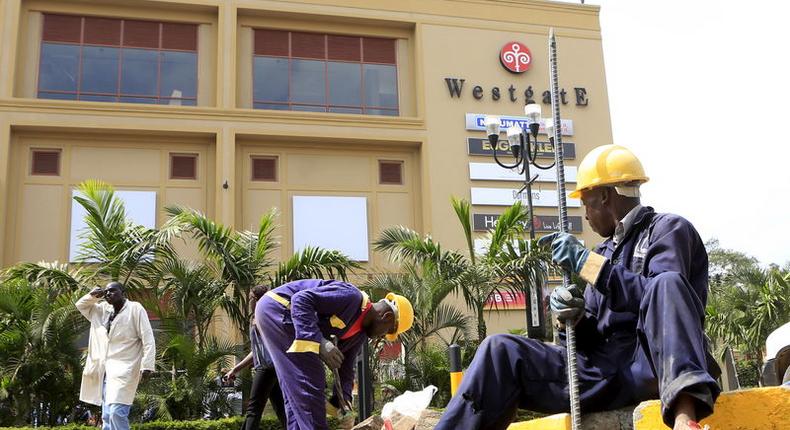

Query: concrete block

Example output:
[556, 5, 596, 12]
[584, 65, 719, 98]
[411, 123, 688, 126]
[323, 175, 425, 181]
[508, 407, 635, 430]
[633, 386, 790, 430]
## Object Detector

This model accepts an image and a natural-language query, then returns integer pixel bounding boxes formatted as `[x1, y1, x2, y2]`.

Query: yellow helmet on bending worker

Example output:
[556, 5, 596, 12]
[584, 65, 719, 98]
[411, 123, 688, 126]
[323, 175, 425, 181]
[570, 144, 649, 198]
[384, 292, 414, 342]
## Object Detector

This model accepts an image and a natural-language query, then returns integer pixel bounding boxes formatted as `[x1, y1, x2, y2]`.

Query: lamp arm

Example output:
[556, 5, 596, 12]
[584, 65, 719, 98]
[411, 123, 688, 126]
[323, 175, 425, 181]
[525, 134, 556, 170]
[492, 137, 523, 169]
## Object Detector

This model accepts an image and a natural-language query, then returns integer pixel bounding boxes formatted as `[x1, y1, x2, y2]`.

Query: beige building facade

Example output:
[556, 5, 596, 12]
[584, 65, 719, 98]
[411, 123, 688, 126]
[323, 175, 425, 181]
[0, 0, 612, 335]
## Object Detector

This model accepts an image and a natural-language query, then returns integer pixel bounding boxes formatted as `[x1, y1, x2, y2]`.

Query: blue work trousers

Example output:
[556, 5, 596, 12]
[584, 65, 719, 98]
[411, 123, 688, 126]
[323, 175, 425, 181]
[436, 272, 719, 430]
[258, 296, 329, 430]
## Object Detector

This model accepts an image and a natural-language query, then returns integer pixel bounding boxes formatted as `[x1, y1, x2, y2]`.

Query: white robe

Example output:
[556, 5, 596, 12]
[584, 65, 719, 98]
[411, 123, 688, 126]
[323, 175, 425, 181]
[76, 294, 156, 406]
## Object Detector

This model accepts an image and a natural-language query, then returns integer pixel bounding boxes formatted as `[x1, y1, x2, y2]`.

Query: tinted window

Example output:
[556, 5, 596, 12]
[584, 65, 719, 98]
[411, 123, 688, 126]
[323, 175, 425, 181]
[39, 43, 79, 92]
[80, 46, 120, 94]
[38, 15, 198, 105]
[364, 64, 398, 108]
[160, 51, 197, 98]
[120, 48, 158, 96]
[253, 57, 289, 102]
[290, 59, 325, 105]
[328, 62, 361, 107]
[252, 30, 398, 115]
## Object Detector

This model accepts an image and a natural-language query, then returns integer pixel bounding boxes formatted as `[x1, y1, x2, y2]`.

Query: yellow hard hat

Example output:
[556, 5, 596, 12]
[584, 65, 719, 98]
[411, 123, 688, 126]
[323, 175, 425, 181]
[570, 144, 649, 199]
[384, 292, 414, 342]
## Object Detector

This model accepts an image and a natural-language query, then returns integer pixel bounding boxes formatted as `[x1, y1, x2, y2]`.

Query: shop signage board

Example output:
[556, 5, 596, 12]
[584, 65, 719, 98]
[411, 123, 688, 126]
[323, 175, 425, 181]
[469, 162, 577, 183]
[485, 291, 527, 309]
[471, 187, 581, 207]
[465, 113, 574, 136]
[473, 213, 584, 233]
[467, 137, 576, 159]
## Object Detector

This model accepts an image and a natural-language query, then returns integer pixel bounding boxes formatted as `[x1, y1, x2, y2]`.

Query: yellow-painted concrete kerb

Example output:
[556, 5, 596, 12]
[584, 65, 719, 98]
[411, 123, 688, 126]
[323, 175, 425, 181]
[508, 386, 790, 430]
[508, 413, 570, 430]
[634, 386, 790, 430]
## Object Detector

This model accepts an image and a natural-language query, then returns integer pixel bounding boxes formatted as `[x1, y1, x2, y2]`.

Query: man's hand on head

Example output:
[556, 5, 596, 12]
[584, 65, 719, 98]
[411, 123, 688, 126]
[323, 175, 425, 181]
[89, 287, 105, 298]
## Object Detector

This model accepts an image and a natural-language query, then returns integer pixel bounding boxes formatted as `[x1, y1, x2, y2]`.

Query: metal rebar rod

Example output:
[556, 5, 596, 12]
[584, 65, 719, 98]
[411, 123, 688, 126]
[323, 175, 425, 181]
[548, 27, 581, 430]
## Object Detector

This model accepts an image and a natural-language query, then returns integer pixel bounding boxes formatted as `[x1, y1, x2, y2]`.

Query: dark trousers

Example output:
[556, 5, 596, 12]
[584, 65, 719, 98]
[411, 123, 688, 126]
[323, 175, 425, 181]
[241, 366, 286, 430]
[259, 297, 330, 430]
[435, 272, 720, 430]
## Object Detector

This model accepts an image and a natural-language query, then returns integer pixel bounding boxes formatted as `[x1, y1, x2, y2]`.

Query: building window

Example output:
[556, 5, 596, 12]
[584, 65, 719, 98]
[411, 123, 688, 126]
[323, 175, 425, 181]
[31, 149, 61, 176]
[38, 14, 198, 105]
[253, 30, 399, 116]
[379, 160, 403, 185]
[170, 153, 198, 179]
[251, 156, 277, 181]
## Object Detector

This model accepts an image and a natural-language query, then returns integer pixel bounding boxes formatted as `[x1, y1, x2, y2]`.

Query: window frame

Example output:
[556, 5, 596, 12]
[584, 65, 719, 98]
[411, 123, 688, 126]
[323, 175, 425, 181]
[37, 14, 199, 105]
[252, 29, 399, 116]
[250, 155, 279, 182]
[378, 159, 404, 185]
[169, 152, 199, 180]
[30, 148, 62, 176]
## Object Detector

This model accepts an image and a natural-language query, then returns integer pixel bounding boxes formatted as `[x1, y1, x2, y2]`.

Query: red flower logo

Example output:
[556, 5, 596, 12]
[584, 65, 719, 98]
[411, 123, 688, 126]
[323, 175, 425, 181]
[500, 42, 532, 73]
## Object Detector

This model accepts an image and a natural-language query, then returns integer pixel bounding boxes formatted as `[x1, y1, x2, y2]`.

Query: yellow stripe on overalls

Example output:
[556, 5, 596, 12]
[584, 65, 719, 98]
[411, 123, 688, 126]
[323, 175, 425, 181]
[265, 291, 290, 308]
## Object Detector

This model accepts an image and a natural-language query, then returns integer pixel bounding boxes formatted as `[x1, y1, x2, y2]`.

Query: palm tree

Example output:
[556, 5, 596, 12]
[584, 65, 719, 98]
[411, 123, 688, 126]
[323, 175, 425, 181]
[162, 206, 360, 343]
[156, 258, 227, 351]
[0, 279, 87, 425]
[74, 180, 175, 290]
[364, 266, 472, 357]
[137, 329, 239, 420]
[374, 198, 549, 340]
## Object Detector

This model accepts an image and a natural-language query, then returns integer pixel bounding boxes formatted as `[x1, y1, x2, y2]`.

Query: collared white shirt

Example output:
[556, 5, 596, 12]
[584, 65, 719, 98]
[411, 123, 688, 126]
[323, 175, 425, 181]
[613, 204, 643, 247]
[75, 294, 155, 406]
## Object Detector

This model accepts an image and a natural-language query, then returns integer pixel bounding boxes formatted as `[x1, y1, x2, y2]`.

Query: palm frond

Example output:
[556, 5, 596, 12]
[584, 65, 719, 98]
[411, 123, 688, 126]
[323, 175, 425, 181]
[450, 197, 475, 263]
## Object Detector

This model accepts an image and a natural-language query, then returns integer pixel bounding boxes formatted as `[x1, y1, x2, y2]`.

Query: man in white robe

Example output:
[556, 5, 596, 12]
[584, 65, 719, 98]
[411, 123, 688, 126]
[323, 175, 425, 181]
[76, 281, 155, 430]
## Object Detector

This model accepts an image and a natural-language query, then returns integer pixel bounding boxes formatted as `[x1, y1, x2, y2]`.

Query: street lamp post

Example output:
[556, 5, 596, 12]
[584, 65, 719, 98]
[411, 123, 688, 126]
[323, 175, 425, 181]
[484, 103, 555, 340]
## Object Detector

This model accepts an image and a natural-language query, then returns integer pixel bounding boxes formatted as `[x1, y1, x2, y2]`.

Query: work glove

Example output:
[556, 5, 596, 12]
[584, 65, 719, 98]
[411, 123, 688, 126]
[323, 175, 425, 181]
[550, 284, 585, 323]
[319, 337, 344, 370]
[538, 232, 590, 275]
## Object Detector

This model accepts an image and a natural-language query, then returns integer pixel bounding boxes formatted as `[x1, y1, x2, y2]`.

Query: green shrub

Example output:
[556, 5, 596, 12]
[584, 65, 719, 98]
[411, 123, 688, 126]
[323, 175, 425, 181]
[0, 416, 342, 430]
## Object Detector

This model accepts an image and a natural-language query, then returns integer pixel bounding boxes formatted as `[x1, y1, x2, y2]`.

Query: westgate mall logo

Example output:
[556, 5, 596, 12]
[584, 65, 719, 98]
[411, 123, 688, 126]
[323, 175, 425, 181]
[442, 40, 589, 106]
[500, 41, 531, 73]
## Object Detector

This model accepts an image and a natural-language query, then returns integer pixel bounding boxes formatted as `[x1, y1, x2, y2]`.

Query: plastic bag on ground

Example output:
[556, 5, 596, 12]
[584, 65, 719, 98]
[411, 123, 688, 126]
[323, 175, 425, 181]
[380, 385, 438, 430]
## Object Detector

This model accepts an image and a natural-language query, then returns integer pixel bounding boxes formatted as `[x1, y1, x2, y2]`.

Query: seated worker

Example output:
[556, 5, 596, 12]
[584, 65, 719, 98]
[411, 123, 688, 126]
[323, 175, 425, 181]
[256, 279, 414, 430]
[435, 144, 721, 430]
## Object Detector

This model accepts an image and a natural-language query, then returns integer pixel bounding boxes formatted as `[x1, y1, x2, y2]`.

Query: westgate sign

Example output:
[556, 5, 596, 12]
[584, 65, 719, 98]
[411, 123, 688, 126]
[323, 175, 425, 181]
[467, 137, 576, 159]
[445, 78, 589, 106]
[473, 214, 584, 233]
[465, 113, 574, 136]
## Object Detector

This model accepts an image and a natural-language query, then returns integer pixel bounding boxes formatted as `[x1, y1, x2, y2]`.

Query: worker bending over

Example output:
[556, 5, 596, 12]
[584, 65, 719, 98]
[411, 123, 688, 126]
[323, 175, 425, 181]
[256, 279, 413, 430]
[436, 144, 721, 430]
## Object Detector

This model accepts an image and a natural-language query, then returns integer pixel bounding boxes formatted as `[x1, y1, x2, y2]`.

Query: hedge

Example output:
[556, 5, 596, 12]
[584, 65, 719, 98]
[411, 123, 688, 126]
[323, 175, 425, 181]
[0, 416, 341, 430]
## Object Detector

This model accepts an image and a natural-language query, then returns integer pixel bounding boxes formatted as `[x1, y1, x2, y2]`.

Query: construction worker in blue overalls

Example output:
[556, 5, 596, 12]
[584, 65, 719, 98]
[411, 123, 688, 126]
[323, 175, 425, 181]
[255, 279, 414, 430]
[436, 145, 721, 430]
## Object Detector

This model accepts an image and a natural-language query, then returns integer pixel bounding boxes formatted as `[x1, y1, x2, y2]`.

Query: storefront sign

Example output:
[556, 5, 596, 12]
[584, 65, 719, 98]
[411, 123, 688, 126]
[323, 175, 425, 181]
[445, 78, 589, 106]
[500, 42, 532, 73]
[465, 113, 574, 136]
[469, 162, 577, 183]
[473, 214, 584, 233]
[485, 291, 526, 309]
[467, 138, 576, 159]
[471, 187, 581, 207]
